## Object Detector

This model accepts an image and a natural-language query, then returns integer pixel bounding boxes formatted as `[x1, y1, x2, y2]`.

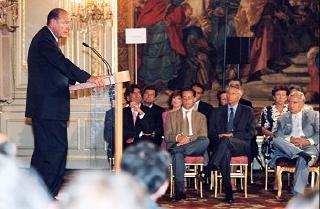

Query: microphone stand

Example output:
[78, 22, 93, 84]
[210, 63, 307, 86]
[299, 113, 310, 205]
[82, 42, 115, 103]
[82, 42, 112, 76]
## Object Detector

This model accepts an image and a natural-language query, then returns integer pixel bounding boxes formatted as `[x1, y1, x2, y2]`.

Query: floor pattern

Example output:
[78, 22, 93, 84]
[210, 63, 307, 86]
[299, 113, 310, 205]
[158, 171, 293, 209]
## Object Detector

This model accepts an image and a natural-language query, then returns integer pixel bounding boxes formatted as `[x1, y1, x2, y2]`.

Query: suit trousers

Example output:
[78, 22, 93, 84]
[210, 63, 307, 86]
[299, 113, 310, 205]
[273, 138, 318, 194]
[31, 118, 68, 197]
[170, 137, 209, 193]
[206, 138, 249, 198]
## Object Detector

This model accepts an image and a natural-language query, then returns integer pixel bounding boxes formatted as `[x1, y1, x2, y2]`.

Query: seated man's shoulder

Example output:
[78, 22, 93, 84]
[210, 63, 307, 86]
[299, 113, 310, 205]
[200, 100, 213, 109]
[167, 109, 179, 117]
[278, 112, 290, 121]
[194, 110, 206, 119]
[304, 109, 319, 118]
[239, 103, 252, 111]
[152, 103, 165, 112]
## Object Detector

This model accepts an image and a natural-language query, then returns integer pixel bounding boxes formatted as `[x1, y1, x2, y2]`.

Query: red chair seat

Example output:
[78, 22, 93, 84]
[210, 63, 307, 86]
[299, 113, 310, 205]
[276, 157, 320, 168]
[184, 156, 204, 164]
[231, 156, 249, 164]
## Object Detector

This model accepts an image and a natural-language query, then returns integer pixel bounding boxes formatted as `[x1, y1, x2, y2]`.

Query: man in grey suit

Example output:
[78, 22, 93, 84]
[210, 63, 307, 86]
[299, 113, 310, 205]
[164, 88, 209, 201]
[272, 90, 319, 195]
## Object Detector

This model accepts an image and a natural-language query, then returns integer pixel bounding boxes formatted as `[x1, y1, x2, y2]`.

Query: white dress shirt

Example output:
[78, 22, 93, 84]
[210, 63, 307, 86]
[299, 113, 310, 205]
[287, 111, 314, 145]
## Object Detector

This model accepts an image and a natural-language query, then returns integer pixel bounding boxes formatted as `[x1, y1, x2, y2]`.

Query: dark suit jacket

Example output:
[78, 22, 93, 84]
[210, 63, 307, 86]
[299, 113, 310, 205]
[208, 104, 256, 157]
[123, 105, 152, 147]
[198, 100, 214, 126]
[26, 26, 90, 120]
[239, 98, 252, 108]
[143, 103, 165, 146]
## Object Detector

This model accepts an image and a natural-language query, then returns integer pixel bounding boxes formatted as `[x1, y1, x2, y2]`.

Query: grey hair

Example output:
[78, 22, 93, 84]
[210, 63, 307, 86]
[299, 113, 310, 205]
[0, 155, 52, 209]
[59, 171, 148, 209]
[226, 85, 244, 97]
[289, 90, 305, 102]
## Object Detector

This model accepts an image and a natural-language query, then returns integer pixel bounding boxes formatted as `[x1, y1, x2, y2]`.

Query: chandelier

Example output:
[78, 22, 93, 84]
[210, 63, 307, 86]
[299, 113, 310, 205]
[71, 0, 112, 26]
[0, 0, 18, 32]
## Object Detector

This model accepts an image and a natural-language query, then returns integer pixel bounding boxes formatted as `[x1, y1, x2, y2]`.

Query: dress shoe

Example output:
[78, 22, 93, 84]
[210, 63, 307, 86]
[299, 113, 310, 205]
[196, 172, 207, 183]
[308, 155, 318, 167]
[174, 192, 186, 201]
[225, 198, 234, 204]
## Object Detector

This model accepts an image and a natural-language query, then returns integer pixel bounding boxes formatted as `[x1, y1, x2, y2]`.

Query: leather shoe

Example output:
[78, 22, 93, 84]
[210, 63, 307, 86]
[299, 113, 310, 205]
[225, 198, 234, 204]
[196, 172, 207, 183]
[308, 155, 318, 167]
[174, 192, 186, 201]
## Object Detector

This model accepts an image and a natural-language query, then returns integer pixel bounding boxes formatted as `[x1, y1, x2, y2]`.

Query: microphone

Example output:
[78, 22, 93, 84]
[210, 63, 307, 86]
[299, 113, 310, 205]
[82, 42, 112, 75]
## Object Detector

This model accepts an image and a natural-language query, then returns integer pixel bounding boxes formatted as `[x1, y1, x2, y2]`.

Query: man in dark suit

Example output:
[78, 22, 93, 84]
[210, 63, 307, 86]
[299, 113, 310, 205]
[142, 86, 165, 146]
[228, 79, 259, 159]
[191, 83, 214, 123]
[123, 84, 152, 148]
[25, 8, 104, 197]
[198, 86, 256, 203]
[164, 88, 209, 201]
[104, 85, 128, 158]
[191, 83, 214, 153]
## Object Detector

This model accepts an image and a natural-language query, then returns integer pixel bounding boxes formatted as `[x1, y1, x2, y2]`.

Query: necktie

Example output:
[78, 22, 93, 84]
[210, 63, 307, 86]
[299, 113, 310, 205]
[132, 111, 137, 125]
[182, 111, 190, 136]
[227, 107, 234, 132]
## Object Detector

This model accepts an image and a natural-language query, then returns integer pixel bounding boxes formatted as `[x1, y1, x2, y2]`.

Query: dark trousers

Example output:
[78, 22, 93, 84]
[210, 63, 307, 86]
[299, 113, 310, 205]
[205, 138, 249, 199]
[31, 118, 68, 197]
[170, 137, 209, 193]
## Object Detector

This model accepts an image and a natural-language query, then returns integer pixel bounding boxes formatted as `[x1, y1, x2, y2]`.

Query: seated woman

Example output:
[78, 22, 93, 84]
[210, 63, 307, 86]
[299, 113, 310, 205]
[258, 85, 289, 189]
[161, 90, 182, 149]
[259, 85, 290, 160]
[216, 90, 227, 107]
[162, 90, 182, 127]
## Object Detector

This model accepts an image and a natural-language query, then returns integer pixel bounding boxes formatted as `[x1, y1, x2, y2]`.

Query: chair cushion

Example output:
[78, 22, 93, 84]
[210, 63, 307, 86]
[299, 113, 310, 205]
[276, 157, 320, 168]
[230, 156, 249, 164]
[184, 156, 204, 164]
[313, 159, 320, 167]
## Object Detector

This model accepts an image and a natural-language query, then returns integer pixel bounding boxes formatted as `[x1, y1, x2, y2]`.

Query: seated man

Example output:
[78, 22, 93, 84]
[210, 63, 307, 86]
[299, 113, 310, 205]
[104, 85, 128, 158]
[123, 84, 152, 148]
[198, 85, 256, 203]
[164, 88, 209, 201]
[271, 91, 319, 195]
[142, 86, 165, 146]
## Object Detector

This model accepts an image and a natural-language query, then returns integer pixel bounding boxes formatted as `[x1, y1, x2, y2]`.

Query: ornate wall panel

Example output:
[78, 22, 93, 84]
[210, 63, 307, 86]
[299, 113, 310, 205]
[0, 99, 109, 169]
[0, 31, 13, 99]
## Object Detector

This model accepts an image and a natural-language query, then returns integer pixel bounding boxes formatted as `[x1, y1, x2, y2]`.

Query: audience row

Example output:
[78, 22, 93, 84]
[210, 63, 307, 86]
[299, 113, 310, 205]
[104, 80, 318, 204]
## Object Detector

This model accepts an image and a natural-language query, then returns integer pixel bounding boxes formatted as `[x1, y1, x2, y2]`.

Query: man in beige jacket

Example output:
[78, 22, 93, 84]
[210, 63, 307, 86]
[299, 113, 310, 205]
[164, 88, 209, 201]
